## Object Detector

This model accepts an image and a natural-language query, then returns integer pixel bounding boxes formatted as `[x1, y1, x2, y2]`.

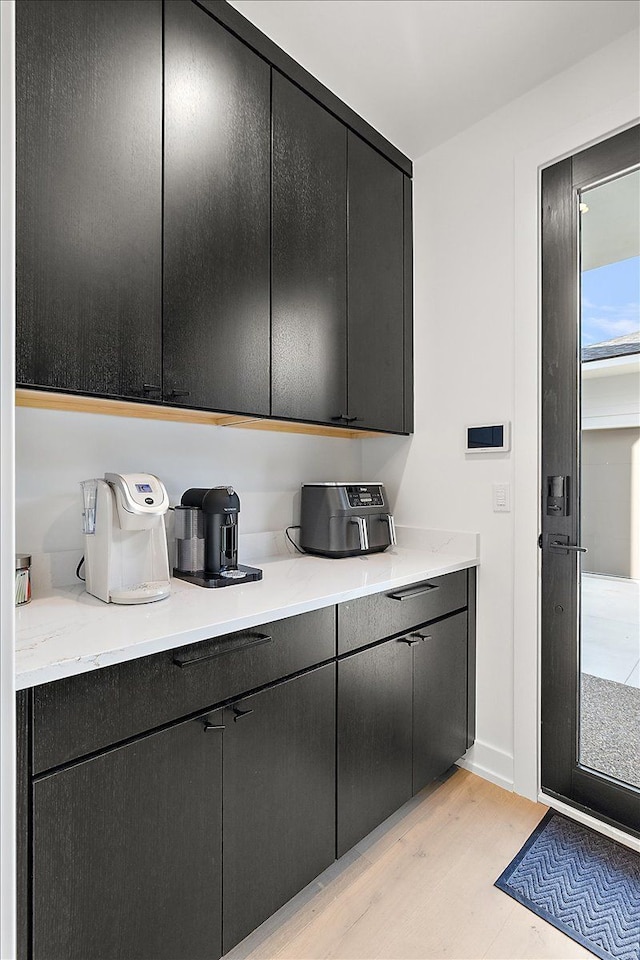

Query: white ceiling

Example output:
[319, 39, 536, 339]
[229, 0, 640, 159]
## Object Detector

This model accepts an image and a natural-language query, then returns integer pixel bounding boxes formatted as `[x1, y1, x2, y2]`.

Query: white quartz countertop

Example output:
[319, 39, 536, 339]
[15, 530, 478, 690]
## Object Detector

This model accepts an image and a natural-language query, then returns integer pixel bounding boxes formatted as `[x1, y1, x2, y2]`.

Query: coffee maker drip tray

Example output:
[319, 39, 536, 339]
[173, 564, 263, 589]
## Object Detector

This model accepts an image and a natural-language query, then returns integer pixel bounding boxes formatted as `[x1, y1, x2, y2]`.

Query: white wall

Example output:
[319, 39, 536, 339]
[15, 407, 363, 590]
[364, 28, 640, 791]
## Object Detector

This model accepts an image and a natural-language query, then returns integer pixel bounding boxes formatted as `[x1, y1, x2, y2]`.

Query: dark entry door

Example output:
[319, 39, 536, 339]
[541, 124, 640, 834]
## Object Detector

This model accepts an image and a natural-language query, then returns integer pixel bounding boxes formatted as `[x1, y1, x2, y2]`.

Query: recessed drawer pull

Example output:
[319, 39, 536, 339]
[232, 705, 254, 722]
[202, 720, 225, 732]
[388, 583, 440, 601]
[173, 632, 273, 667]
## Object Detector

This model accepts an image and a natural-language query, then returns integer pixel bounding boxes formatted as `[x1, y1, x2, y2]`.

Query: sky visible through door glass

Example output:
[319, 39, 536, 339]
[581, 255, 640, 347]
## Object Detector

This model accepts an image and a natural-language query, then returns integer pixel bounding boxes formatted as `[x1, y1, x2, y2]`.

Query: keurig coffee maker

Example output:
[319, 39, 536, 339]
[173, 486, 262, 588]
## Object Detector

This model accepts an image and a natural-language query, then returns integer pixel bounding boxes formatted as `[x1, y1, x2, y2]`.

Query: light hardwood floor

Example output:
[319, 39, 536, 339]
[225, 768, 594, 960]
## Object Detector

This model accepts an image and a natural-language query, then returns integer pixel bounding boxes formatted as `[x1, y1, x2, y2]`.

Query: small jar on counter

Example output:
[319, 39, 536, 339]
[15, 554, 32, 606]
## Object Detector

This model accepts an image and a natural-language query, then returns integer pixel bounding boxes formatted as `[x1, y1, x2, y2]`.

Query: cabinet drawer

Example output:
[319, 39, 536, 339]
[337, 570, 467, 655]
[32, 607, 335, 774]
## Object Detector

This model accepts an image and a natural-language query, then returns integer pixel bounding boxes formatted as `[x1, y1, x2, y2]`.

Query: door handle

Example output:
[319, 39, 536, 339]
[232, 704, 254, 722]
[549, 539, 588, 553]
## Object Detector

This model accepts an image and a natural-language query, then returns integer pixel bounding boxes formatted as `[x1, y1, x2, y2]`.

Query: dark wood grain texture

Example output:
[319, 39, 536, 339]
[223, 664, 336, 953]
[337, 639, 413, 857]
[347, 133, 404, 432]
[163, 0, 270, 414]
[33, 713, 223, 960]
[412, 612, 468, 793]
[571, 123, 640, 189]
[541, 156, 577, 799]
[271, 71, 347, 424]
[16, 691, 30, 960]
[403, 176, 414, 434]
[466, 567, 477, 749]
[32, 607, 335, 774]
[194, 0, 412, 176]
[16, 0, 162, 399]
[337, 571, 467, 655]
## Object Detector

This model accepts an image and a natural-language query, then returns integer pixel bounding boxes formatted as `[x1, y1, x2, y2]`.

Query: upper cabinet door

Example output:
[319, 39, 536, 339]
[16, 0, 162, 400]
[347, 134, 405, 433]
[272, 73, 347, 424]
[163, 1, 270, 415]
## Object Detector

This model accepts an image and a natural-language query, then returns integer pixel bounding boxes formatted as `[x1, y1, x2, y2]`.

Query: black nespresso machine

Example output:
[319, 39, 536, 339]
[173, 487, 262, 588]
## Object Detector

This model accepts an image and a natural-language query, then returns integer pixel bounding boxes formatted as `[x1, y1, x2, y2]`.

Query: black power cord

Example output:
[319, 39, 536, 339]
[76, 556, 86, 582]
[285, 525, 306, 555]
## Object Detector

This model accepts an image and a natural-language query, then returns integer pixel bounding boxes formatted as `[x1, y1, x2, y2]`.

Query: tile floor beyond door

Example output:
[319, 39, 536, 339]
[225, 768, 595, 960]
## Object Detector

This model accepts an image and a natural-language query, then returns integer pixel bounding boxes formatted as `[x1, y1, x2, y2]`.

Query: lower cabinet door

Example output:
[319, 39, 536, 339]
[223, 663, 336, 954]
[33, 713, 223, 960]
[413, 612, 468, 793]
[337, 639, 413, 858]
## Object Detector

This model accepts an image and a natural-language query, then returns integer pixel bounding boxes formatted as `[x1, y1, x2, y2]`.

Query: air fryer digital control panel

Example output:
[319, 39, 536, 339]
[345, 484, 385, 508]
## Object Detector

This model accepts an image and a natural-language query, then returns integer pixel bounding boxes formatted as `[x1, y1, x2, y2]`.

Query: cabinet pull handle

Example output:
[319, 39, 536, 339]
[331, 413, 348, 422]
[167, 389, 191, 400]
[173, 632, 273, 667]
[202, 721, 225, 732]
[411, 632, 432, 642]
[398, 636, 420, 645]
[330, 414, 363, 424]
[232, 705, 254, 722]
[142, 383, 162, 394]
[388, 583, 440, 601]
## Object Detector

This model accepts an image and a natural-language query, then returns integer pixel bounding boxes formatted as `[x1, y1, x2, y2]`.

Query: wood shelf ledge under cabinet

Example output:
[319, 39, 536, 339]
[15, 389, 381, 439]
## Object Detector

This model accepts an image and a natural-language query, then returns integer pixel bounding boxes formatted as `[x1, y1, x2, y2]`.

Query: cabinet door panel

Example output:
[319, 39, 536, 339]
[413, 612, 468, 793]
[272, 72, 347, 423]
[163, 0, 270, 414]
[16, 0, 162, 399]
[337, 640, 413, 857]
[33, 715, 223, 960]
[223, 664, 336, 953]
[348, 134, 405, 432]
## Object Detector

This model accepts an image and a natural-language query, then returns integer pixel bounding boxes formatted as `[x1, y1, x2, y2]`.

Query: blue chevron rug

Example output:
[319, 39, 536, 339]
[495, 810, 640, 960]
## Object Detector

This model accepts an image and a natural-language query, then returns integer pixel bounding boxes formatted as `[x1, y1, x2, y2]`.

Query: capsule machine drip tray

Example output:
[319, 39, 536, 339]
[173, 564, 263, 589]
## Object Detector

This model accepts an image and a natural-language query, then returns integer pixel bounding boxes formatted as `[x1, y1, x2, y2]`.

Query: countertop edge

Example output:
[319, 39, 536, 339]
[16, 552, 478, 691]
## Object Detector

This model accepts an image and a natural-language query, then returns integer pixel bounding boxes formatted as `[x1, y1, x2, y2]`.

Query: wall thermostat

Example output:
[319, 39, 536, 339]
[465, 422, 511, 454]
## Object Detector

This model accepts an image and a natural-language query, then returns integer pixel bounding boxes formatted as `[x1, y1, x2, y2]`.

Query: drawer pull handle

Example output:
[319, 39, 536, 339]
[202, 721, 225, 732]
[398, 636, 420, 645]
[232, 705, 254, 722]
[173, 632, 273, 667]
[388, 583, 440, 601]
[411, 632, 433, 642]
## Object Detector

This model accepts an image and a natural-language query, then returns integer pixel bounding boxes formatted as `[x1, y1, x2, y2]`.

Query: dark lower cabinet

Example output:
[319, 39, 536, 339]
[163, 0, 271, 415]
[413, 612, 469, 794]
[223, 664, 336, 953]
[337, 638, 413, 858]
[16, 0, 163, 400]
[32, 712, 223, 960]
[271, 72, 348, 424]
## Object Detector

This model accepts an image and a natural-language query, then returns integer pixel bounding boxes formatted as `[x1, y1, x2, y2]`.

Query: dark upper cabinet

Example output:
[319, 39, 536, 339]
[271, 72, 348, 424]
[413, 612, 468, 794]
[163, 0, 271, 414]
[223, 664, 336, 953]
[32, 714, 223, 960]
[347, 133, 405, 433]
[16, 0, 162, 400]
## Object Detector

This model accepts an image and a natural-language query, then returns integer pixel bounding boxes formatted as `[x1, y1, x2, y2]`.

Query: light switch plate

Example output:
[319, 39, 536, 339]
[493, 482, 511, 512]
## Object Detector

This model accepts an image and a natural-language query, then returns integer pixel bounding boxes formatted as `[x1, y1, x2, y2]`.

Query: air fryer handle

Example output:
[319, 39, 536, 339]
[384, 513, 396, 546]
[350, 517, 369, 552]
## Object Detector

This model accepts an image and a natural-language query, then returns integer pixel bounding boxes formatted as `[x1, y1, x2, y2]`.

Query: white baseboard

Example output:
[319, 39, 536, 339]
[458, 740, 514, 793]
